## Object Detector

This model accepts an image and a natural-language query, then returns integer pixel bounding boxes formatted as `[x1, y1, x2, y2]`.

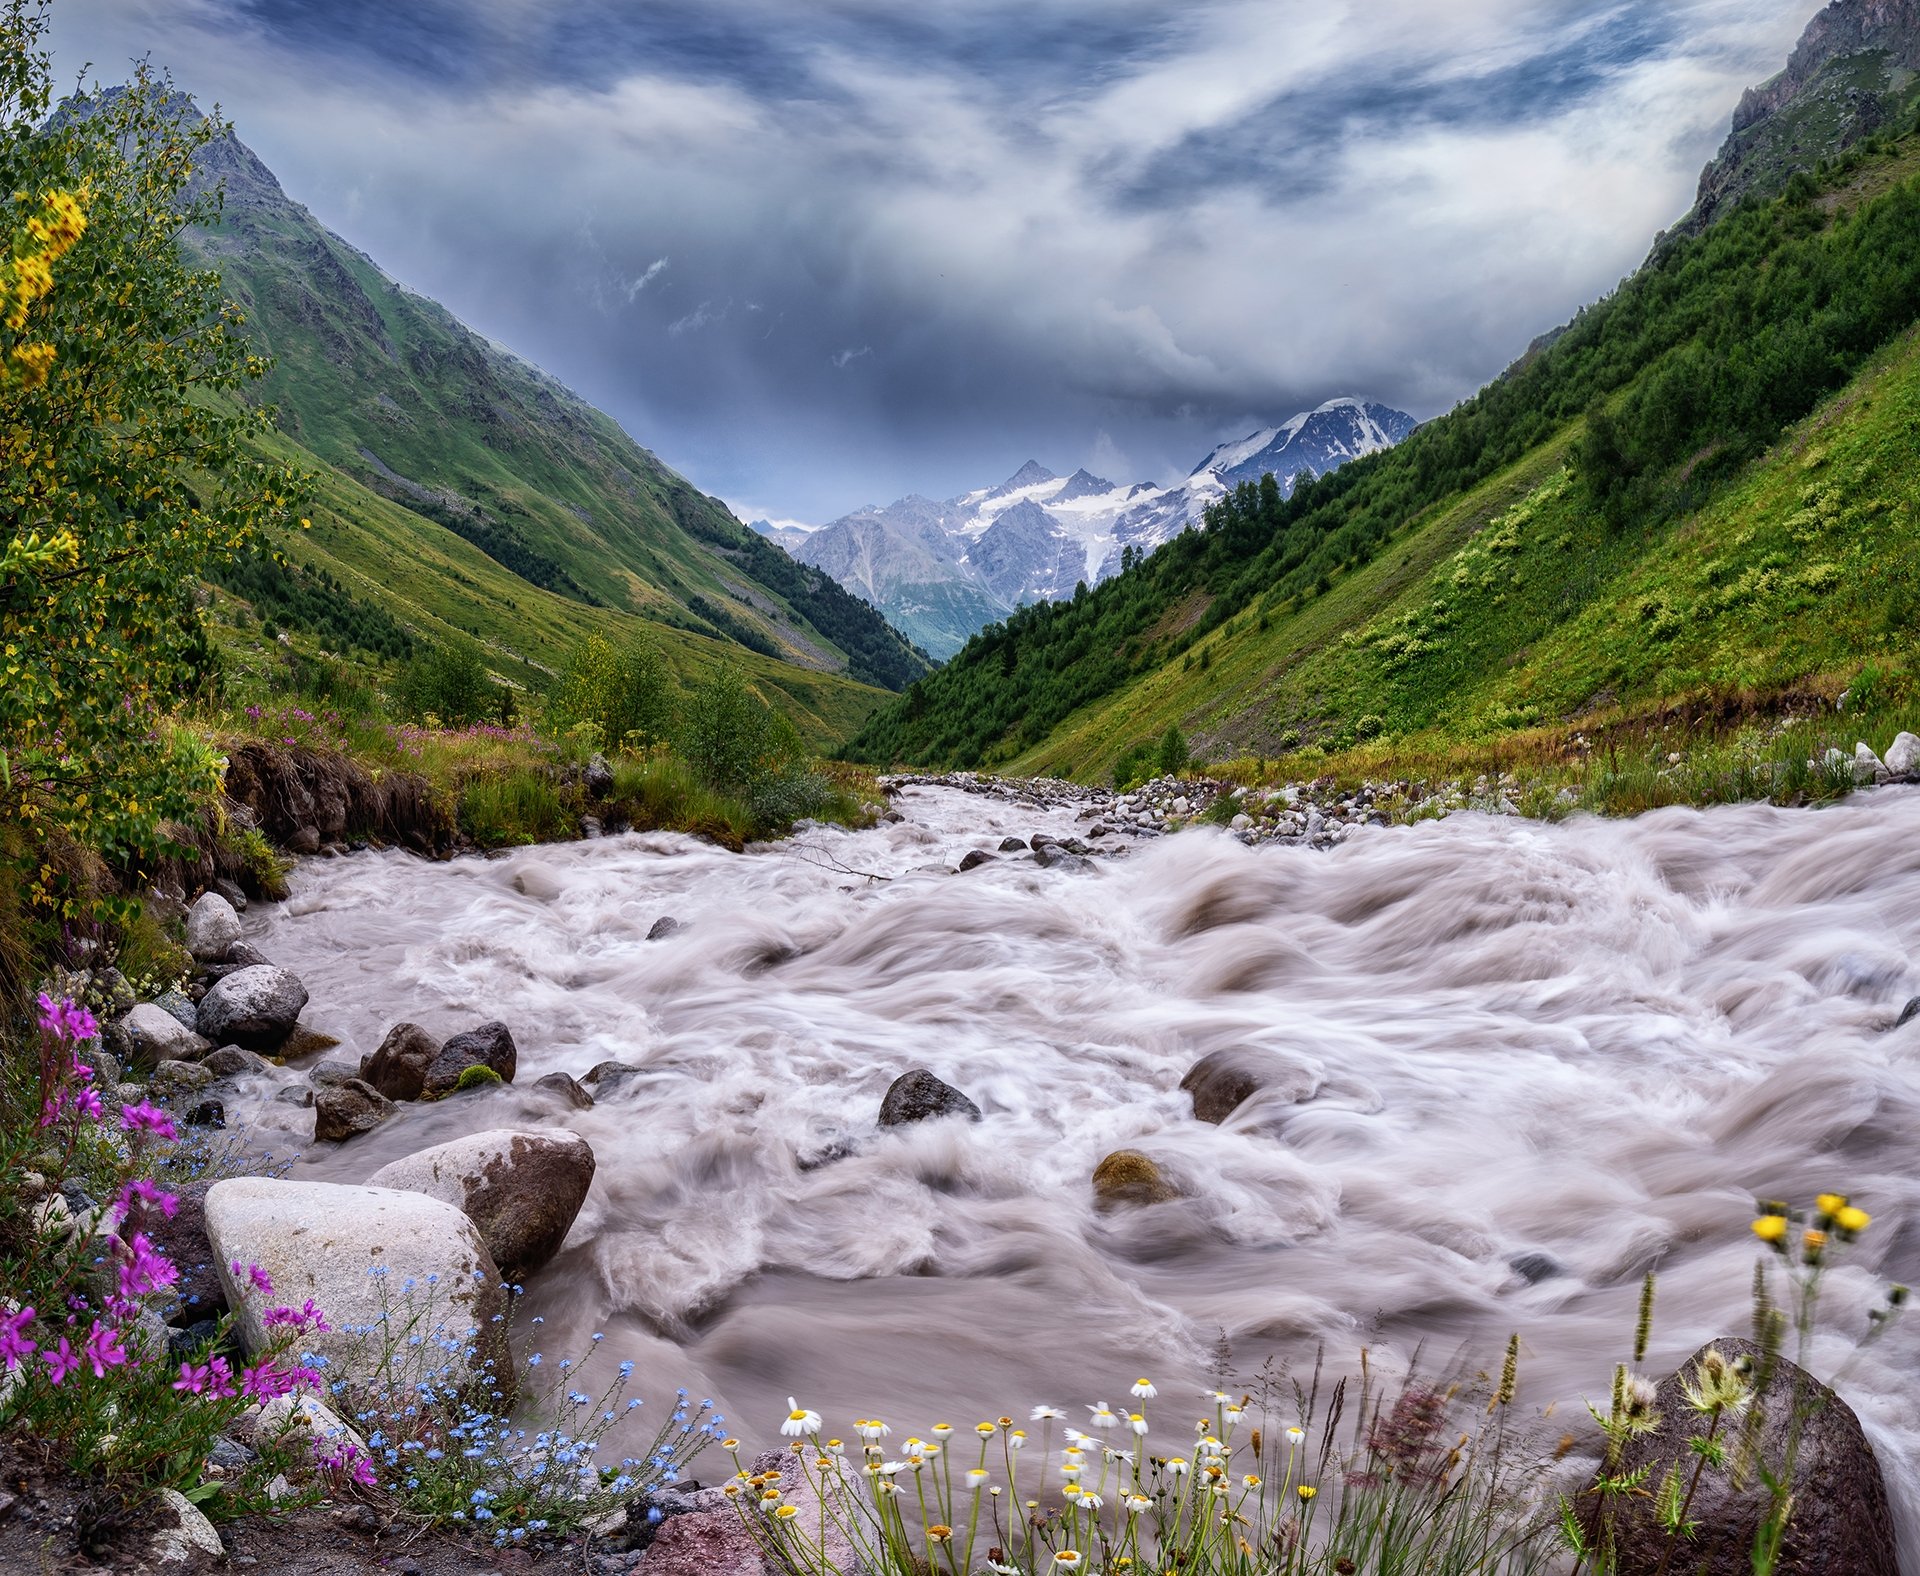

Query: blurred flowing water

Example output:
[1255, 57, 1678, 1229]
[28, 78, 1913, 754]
[240, 784, 1920, 1545]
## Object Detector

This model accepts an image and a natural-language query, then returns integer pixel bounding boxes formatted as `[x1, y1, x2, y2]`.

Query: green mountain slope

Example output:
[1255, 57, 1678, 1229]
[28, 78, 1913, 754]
[119, 92, 928, 717]
[849, 125, 1920, 776]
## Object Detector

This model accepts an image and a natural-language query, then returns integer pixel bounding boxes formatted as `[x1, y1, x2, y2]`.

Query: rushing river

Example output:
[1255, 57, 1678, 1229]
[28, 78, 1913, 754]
[237, 782, 1920, 1548]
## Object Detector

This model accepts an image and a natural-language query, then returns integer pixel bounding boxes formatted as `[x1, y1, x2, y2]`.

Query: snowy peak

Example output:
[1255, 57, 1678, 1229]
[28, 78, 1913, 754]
[788, 396, 1415, 659]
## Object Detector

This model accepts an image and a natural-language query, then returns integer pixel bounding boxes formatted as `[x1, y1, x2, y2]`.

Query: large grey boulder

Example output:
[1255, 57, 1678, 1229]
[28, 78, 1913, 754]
[422, 1020, 517, 1096]
[359, 1022, 440, 1102]
[313, 1079, 396, 1143]
[150, 1488, 224, 1564]
[1602, 1338, 1897, 1576]
[185, 892, 243, 962]
[367, 1129, 595, 1279]
[1886, 731, 1920, 775]
[195, 966, 308, 1050]
[878, 1068, 981, 1127]
[203, 1177, 505, 1386]
[119, 1003, 212, 1068]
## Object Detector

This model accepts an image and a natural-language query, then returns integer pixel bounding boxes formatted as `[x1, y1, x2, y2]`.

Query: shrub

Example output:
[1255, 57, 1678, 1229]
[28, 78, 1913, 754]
[1155, 724, 1190, 777]
[393, 635, 498, 728]
[544, 633, 670, 753]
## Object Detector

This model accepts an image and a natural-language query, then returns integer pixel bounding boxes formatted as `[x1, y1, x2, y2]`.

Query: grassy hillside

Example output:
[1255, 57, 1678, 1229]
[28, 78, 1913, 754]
[154, 101, 925, 722]
[850, 121, 1920, 778]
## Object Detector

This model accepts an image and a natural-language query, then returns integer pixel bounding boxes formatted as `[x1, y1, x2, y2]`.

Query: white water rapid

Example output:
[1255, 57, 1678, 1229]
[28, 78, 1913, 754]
[236, 783, 1920, 1549]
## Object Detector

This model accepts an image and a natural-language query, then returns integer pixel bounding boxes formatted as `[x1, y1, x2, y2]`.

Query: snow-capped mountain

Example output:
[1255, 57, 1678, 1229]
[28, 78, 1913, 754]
[789, 397, 1416, 659]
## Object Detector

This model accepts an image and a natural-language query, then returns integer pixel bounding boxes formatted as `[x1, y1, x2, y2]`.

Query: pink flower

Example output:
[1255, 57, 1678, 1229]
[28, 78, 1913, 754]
[42, 1337, 79, 1385]
[204, 1356, 238, 1398]
[240, 1361, 311, 1402]
[173, 1360, 210, 1394]
[0, 1308, 36, 1370]
[35, 994, 98, 1045]
[117, 1233, 180, 1303]
[121, 1101, 178, 1142]
[82, 1320, 127, 1377]
[230, 1261, 273, 1296]
[262, 1298, 330, 1333]
[114, 1179, 179, 1224]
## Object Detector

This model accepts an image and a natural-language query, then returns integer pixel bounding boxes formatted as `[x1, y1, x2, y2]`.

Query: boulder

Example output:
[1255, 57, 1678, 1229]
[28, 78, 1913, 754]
[152, 988, 200, 1032]
[531, 1071, 594, 1110]
[958, 849, 999, 871]
[1854, 742, 1890, 784]
[278, 1024, 340, 1060]
[286, 826, 321, 855]
[1886, 731, 1920, 776]
[584, 1060, 646, 1099]
[1033, 843, 1094, 872]
[195, 966, 309, 1050]
[366, 1129, 595, 1279]
[132, 1179, 225, 1327]
[1601, 1337, 1896, 1576]
[313, 1079, 396, 1143]
[149, 1059, 216, 1096]
[585, 752, 614, 798]
[150, 1487, 223, 1564]
[646, 916, 684, 941]
[998, 836, 1029, 852]
[185, 892, 243, 962]
[1092, 1150, 1181, 1210]
[224, 940, 273, 968]
[119, 1003, 212, 1068]
[185, 1098, 225, 1129]
[203, 1177, 505, 1386]
[636, 1504, 762, 1576]
[1181, 1046, 1316, 1124]
[359, 1022, 440, 1102]
[1897, 996, 1920, 1030]
[202, 1046, 269, 1080]
[878, 1068, 981, 1127]
[210, 878, 248, 913]
[307, 1059, 363, 1089]
[422, 1020, 517, 1097]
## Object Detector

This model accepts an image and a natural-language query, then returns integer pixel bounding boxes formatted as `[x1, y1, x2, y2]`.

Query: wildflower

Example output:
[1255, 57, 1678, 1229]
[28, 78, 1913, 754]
[927, 1525, 954, 1544]
[173, 1361, 211, 1394]
[1087, 1401, 1120, 1429]
[856, 1419, 890, 1440]
[1816, 1193, 1848, 1218]
[230, 1261, 274, 1296]
[1127, 1411, 1148, 1435]
[1298, 1485, 1317, 1501]
[932, 1422, 954, 1437]
[82, 1321, 126, 1377]
[1008, 1429, 1027, 1450]
[121, 1102, 178, 1141]
[0, 1308, 35, 1370]
[1837, 1205, 1871, 1235]
[113, 1179, 179, 1223]
[1751, 1214, 1789, 1247]
[975, 1421, 997, 1437]
[1053, 1552, 1083, 1569]
[1077, 1490, 1103, 1510]
[1803, 1228, 1829, 1263]
[43, 1337, 79, 1385]
[1284, 1425, 1306, 1443]
[1242, 1474, 1262, 1487]
[1030, 1404, 1066, 1421]
[1681, 1348, 1753, 1417]
[967, 1468, 989, 1490]
[773, 1505, 799, 1521]
[1123, 1492, 1151, 1513]
[1164, 1456, 1190, 1476]
[781, 1398, 821, 1437]
[1131, 1378, 1157, 1398]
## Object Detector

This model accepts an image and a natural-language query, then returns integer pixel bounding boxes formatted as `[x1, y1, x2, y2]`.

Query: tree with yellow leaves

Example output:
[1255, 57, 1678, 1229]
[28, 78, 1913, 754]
[0, 0, 306, 922]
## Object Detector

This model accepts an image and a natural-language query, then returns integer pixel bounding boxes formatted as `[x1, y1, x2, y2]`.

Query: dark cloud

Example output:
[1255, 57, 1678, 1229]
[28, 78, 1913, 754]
[51, 0, 1813, 520]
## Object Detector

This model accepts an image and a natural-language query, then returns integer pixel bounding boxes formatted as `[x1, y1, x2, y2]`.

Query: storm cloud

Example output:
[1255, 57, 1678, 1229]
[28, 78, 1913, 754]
[52, 0, 1813, 520]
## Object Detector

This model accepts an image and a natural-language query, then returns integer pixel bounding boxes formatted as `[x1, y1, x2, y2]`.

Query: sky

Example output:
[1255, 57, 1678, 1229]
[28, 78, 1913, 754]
[50, 0, 1815, 524]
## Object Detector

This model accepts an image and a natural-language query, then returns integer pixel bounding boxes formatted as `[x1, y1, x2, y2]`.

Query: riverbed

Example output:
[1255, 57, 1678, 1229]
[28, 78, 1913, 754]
[235, 781, 1920, 1548]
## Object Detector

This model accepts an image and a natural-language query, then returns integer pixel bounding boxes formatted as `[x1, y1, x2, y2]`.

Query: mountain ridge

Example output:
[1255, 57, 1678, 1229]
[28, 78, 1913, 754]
[788, 398, 1416, 658]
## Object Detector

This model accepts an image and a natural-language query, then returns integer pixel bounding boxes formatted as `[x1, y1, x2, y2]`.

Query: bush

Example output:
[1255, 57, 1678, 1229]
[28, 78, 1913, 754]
[544, 633, 670, 753]
[393, 635, 498, 727]
[678, 663, 804, 802]
[1155, 724, 1190, 777]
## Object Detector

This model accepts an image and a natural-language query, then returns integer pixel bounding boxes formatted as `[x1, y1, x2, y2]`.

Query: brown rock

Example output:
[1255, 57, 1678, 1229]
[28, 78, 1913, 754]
[360, 1022, 441, 1102]
[313, 1078, 397, 1143]
[878, 1067, 980, 1126]
[637, 1506, 761, 1576]
[128, 1179, 225, 1327]
[366, 1129, 594, 1280]
[1601, 1337, 1897, 1576]
[1092, 1149, 1182, 1211]
[1180, 1046, 1317, 1123]
[531, 1071, 594, 1109]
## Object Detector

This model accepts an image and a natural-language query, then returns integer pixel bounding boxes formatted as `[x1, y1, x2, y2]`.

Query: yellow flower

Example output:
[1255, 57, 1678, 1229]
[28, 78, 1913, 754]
[1836, 1205, 1871, 1234]
[773, 1504, 799, 1520]
[1298, 1484, 1317, 1501]
[1803, 1228, 1828, 1257]
[1751, 1214, 1789, 1244]
[928, 1525, 953, 1543]
[1816, 1193, 1847, 1218]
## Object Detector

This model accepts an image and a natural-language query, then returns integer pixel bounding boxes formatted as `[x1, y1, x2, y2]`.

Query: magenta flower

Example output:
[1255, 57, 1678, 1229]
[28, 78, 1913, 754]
[240, 1361, 312, 1402]
[121, 1101, 178, 1142]
[82, 1320, 127, 1377]
[230, 1261, 274, 1296]
[262, 1298, 331, 1334]
[114, 1178, 179, 1224]
[70, 1088, 102, 1122]
[117, 1233, 180, 1303]
[204, 1355, 238, 1398]
[0, 1308, 36, 1371]
[173, 1360, 210, 1395]
[42, 1337, 79, 1385]
[35, 994, 98, 1044]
